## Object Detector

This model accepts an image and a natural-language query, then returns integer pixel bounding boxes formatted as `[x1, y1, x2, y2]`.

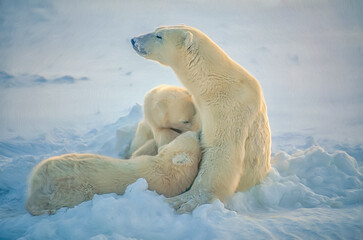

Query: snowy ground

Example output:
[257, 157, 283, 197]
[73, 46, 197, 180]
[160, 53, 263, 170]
[0, 0, 362, 239]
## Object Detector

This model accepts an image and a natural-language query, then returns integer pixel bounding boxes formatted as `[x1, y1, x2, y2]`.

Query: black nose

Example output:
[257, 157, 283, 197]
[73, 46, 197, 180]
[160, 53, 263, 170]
[131, 38, 135, 46]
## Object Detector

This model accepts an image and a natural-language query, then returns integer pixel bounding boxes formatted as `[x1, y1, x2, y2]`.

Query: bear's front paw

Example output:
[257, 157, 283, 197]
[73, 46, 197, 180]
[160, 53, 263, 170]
[166, 189, 212, 214]
[175, 198, 200, 214]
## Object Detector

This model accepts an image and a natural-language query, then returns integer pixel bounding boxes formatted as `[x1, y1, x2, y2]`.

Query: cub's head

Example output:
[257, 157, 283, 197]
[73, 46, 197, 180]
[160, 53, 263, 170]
[131, 25, 196, 66]
[144, 85, 199, 133]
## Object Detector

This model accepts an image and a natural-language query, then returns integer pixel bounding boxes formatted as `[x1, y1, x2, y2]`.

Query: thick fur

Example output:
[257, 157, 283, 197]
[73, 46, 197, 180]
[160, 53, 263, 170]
[26, 131, 201, 216]
[131, 25, 271, 213]
[128, 85, 200, 158]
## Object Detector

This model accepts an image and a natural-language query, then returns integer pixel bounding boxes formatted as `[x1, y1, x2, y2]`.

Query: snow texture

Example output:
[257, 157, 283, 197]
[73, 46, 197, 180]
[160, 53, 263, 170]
[0, 0, 362, 239]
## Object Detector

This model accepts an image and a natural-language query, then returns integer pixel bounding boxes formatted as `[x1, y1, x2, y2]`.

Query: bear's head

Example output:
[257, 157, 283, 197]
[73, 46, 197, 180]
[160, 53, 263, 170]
[131, 25, 197, 66]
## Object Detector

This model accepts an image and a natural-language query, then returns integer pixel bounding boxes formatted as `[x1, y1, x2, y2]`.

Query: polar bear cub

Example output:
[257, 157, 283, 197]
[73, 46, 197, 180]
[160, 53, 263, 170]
[131, 25, 271, 213]
[26, 131, 201, 215]
[128, 85, 200, 158]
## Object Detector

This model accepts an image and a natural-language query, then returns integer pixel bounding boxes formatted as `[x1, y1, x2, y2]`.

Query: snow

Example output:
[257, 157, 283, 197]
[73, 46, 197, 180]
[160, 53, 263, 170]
[0, 0, 362, 239]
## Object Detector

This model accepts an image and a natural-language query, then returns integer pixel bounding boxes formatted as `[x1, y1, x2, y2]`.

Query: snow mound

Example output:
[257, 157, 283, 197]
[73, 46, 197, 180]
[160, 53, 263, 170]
[228, 147, 363, 213]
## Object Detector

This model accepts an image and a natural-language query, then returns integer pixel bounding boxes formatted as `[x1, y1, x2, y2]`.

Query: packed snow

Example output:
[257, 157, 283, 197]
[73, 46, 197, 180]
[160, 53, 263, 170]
[0, 0, 362, 239]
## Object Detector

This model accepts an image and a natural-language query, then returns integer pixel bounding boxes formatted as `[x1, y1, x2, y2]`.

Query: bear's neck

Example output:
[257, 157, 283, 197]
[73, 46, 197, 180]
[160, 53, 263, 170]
[170, 38, 256, 105]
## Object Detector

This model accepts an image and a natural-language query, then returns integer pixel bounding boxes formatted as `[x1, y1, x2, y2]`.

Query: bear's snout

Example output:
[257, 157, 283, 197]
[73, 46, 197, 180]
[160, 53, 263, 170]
[131, 36, 148, 56]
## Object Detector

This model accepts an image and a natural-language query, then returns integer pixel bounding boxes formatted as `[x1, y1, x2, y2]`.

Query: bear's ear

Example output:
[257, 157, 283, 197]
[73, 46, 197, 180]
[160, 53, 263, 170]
[184, 31, 194, 50]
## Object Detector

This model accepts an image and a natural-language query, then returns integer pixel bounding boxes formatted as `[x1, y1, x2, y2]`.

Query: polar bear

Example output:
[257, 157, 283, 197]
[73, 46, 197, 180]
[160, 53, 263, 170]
[128, 85, 200, 158]
[131, 25, 271, 213]
[26, 131, 201, 216]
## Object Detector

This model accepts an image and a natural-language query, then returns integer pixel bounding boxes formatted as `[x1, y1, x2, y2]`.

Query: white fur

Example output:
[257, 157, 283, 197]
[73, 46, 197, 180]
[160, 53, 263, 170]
[132, 25, 271, 213]
[128, 85, 200, 158]
[26, 131, 201, 215]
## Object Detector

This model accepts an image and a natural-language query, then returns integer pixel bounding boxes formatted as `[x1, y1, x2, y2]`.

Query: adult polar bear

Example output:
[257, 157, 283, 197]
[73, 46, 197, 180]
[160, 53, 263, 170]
[131, 25, 271, 213]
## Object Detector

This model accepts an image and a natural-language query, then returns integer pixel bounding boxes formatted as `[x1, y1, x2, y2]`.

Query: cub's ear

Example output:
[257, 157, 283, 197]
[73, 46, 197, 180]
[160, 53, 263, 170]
[184, 31, 194, 50]
[153, 101, 168, 123]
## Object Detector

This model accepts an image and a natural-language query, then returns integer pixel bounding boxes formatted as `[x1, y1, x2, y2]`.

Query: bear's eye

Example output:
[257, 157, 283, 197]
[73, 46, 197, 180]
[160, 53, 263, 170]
[182, 121, 190, 124]
[156, 35, 162, 40]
